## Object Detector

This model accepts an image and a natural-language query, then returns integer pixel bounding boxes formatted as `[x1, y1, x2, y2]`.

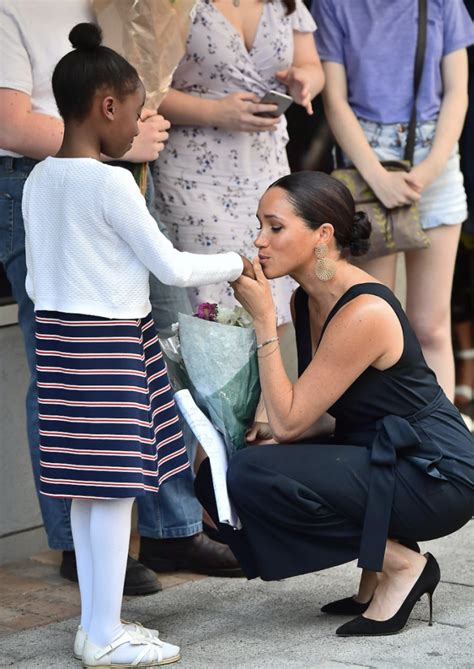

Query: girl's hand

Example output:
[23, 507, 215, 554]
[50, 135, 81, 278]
[369, 168, 422, 209]
[123, 111, 171, 163]
[214, 92, 280, 132]
[276, 67, 313, 115]
[231, 257, 274, 323]
[245, 421, 276, 445]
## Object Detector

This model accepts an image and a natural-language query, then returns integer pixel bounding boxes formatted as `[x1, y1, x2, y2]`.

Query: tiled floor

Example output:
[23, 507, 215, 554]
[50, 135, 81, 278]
[0, 533, 207, 640]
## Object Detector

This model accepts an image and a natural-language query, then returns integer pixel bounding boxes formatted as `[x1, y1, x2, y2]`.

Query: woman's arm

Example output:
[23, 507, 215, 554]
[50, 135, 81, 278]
[276, 32, 325, 114]
[295, 412, 336, 440]
[232, 261, 403, 442]
[322, 62, 422, 208]
[407, 49, 469, 189]
[158, 89, 220, 126]
[247, 290, 335, 444]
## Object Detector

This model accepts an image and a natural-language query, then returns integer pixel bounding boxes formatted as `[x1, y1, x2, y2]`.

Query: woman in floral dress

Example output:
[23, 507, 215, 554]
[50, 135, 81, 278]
[155, 0, 324, 324]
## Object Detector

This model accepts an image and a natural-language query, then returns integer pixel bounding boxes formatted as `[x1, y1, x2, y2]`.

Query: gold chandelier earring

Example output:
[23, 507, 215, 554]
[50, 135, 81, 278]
[314, 244, 337, 281]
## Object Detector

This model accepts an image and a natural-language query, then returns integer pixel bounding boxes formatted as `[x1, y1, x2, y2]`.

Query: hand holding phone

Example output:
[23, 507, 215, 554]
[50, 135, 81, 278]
[214, 91, 283, 133]
[255, 90, 294, 118]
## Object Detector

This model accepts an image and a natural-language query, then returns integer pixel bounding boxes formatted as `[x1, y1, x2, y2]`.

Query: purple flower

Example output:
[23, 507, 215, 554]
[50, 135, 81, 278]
[194, 302, 218, 321]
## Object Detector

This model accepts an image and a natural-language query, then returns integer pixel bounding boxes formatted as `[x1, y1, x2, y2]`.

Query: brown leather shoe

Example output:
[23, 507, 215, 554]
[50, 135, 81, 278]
[139, 533, 244, 577]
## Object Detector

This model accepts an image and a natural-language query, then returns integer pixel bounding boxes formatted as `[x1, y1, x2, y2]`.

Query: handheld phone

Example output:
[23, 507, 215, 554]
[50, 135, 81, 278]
[256, 90, 293, 117]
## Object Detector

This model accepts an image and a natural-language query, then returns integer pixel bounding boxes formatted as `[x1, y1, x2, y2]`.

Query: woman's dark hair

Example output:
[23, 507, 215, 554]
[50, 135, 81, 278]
[268, 171, 372, 257]
[278, 0, 296, 15]
[52, 23, 141, 122]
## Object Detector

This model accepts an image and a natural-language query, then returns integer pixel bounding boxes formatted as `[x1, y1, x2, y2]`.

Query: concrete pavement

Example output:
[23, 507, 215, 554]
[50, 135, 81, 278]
[0, 522, 472, 668]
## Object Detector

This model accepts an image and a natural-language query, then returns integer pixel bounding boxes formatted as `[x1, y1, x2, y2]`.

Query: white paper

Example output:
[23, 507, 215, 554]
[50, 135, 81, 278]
[174, 390, 241, 529]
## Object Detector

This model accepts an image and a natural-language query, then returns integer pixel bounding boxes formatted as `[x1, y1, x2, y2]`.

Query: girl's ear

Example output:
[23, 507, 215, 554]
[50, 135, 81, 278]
[102, 96, 115, 121]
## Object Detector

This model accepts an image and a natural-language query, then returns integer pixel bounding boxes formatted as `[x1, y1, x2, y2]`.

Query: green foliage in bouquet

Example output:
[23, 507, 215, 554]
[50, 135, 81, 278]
[159, 303, 260, 457]
[178, 312, 260, 456]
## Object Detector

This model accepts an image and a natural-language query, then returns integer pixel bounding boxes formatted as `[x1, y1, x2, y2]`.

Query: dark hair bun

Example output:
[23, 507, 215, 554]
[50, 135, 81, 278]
[349, 211, 372, 257]
[69, 23, 102, 51]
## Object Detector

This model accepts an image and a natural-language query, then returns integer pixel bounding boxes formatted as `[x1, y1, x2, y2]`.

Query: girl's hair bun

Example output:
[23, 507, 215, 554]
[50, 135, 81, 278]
[69, 23, 102, 51]
[349, 211, 372, 257]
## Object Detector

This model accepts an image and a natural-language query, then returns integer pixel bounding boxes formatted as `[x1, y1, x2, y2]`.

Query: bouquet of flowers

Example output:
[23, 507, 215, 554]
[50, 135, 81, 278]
[159, 303, 261, 457]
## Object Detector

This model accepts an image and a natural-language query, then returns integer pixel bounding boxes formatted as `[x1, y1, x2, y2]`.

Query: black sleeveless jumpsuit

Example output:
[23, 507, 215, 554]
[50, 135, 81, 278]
[195, 283, 474, 580]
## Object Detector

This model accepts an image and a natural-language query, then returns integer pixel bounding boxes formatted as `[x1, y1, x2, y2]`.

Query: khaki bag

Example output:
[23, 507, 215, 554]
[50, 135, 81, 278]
[331, 160, 430, 262]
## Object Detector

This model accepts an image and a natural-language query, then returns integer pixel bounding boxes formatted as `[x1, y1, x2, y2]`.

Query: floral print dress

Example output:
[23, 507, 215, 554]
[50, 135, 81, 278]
[153, 0, 316, 323]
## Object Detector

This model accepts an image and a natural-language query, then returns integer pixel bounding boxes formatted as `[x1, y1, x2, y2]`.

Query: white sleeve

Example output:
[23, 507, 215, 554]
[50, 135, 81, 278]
[291, 0, 317, 33]
[0, 7, 33, 94]
[102, 168, 243, 288]
[22, 177, 35, 302]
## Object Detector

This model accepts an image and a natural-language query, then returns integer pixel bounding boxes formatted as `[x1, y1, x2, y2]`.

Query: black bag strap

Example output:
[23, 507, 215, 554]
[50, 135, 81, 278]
[404, 0, 428, 164]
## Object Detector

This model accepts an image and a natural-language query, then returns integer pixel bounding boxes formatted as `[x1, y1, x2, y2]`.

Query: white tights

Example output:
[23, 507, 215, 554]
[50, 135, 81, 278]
[71, 497, 134, 647]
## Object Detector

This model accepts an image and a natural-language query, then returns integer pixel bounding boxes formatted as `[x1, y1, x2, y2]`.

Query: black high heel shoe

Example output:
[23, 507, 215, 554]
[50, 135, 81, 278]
[322, 541, 420, 617]
[336, 553, 440, 637]
[321, 597, 371, 616]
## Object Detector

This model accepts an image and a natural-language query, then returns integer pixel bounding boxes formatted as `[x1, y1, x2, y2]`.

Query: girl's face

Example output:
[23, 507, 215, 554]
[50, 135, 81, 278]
[100, 83, 145, 158]
[255, 187, 321, 279]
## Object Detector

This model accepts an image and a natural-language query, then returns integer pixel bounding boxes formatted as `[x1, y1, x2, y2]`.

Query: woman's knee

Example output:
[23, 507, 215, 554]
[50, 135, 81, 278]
[411, 313, 451, 351]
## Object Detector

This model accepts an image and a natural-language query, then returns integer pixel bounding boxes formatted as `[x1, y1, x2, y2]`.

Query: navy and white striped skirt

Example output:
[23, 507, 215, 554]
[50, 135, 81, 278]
[35, 311, 190, 499]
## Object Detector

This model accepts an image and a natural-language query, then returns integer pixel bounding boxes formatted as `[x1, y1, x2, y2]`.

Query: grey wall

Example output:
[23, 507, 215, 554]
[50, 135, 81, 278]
[0, 322, 48, 565]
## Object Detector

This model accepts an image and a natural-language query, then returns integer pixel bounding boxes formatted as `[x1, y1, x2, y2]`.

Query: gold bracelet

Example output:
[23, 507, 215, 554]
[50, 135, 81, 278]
[257, 343, 280, 358]
[256, 335, 279, 350]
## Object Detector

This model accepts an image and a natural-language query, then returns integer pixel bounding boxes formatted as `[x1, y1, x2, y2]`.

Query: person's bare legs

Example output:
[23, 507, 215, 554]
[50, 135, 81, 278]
[453, 319, 474, 407]
[363, 541, 427, 621]
[405, 224, 462, 400]
[356, 253, 398, 291]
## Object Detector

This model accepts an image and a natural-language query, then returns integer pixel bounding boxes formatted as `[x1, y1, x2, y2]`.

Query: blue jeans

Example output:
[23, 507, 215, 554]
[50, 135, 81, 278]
[137, 164, 201, 538]
[0, 156, 74, 549]
[0, 157, 200, 548]
[349, 120, 467, 230]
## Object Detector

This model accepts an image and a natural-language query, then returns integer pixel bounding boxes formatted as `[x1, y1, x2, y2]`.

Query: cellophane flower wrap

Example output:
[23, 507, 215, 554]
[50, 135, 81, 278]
[159, 304, 261, 457]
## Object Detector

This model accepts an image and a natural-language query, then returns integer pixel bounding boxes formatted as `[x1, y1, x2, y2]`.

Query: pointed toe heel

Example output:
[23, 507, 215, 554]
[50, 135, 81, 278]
[321, 596, 371, 616]
[336, 553, 440, 637]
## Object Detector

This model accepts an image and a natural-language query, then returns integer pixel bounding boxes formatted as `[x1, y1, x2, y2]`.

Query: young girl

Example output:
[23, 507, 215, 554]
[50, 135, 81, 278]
[22, 23, 250, 668]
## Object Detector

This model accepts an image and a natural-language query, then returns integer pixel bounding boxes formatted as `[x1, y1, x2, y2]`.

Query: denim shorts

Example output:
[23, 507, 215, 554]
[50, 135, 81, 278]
[353, 119, 468, 230]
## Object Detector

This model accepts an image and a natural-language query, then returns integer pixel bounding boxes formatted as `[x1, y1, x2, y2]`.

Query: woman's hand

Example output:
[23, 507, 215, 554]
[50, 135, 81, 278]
[406, 159, 441, 193]
[245, 421, 276, 445]
[214, 92, 280, 132]
[122, 111, 171, 163]
[231, 257, 275, 324]
[276, 67, 314, 115]
[369, 168, 422, 209]
[239, 255, 256, 279]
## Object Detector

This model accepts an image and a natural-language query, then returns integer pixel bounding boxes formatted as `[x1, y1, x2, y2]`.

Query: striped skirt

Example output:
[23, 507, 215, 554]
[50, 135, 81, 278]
[35, 311, 190, 499]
